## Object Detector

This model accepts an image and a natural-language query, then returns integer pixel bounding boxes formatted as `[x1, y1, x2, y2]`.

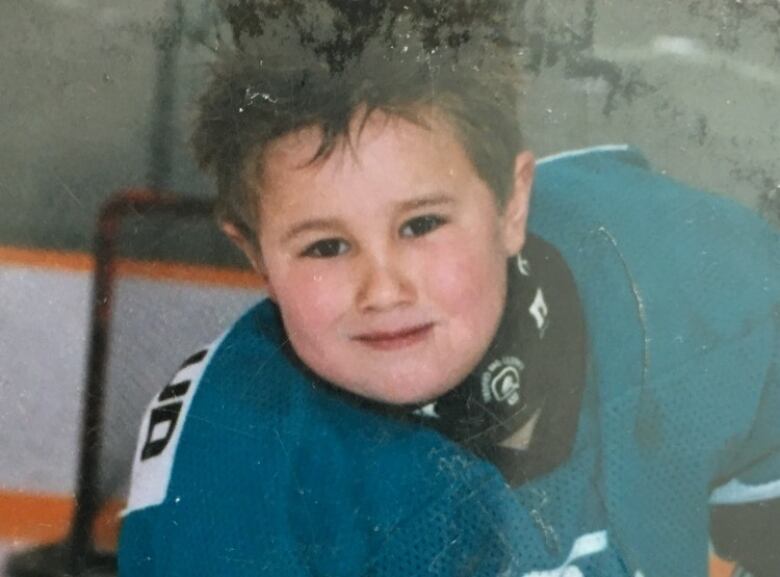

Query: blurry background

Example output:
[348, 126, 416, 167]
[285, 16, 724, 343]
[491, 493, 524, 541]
[0, 0, 778, 564]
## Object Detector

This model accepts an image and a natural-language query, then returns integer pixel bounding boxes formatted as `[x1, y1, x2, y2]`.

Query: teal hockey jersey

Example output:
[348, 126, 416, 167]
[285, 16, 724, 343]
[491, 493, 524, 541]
[120, 147, 780, 576]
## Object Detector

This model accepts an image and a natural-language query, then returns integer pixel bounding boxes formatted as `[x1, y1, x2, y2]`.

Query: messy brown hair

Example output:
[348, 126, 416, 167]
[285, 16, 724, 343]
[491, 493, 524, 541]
[193, 0, 525, 238]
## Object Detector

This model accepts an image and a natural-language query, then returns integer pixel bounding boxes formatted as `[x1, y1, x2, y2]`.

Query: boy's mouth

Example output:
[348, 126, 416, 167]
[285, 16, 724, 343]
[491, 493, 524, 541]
[352, 323, 434, 351]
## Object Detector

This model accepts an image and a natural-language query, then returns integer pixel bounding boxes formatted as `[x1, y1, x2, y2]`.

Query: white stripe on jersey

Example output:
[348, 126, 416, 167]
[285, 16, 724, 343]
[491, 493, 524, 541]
[537, 145, 631, 166]
[123, 331, 228, 515]
[710, 477, 780, 505]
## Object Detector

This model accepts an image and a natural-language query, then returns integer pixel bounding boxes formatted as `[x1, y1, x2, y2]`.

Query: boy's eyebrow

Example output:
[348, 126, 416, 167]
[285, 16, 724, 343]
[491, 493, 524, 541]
[282, 218, 342, 243]
[397, 193, 455, 212]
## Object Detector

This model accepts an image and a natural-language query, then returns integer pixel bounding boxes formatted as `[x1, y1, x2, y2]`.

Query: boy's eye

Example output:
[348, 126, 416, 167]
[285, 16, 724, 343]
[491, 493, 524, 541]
[301, 238, 349, 258]
[400, 215, 447, 238]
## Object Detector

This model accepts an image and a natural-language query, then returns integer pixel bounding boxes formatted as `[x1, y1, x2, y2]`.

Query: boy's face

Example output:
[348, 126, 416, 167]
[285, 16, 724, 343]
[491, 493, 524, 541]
[234, 109, 534, 405]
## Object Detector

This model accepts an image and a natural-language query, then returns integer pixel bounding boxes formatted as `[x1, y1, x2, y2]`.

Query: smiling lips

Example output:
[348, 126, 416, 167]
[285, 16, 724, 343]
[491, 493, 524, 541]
[353, 323, 435, 351]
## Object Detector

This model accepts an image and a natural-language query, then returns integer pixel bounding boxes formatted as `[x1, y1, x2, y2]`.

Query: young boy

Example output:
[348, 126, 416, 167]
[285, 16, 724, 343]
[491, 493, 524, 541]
[120, 2, 779, 576]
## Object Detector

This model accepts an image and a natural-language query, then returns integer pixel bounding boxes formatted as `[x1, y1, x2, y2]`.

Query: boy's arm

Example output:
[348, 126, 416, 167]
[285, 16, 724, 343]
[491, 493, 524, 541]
[118, 327, 516, 576]
[118, 386, 523, 577]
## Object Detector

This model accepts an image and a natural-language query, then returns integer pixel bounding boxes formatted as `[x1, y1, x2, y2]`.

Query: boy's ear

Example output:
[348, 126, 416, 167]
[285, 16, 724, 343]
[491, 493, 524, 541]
[500, 150, 535, 256]
[220, 220, 276, 300]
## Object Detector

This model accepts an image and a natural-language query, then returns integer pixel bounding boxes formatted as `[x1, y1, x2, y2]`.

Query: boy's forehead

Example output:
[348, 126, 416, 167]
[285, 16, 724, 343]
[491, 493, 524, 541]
[251, 106, 486, 226]
[257, 107, 459, 182]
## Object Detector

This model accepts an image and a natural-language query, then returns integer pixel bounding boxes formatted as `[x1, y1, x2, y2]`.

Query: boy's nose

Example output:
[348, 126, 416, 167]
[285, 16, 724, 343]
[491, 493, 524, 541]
[355, 250, 415, 312]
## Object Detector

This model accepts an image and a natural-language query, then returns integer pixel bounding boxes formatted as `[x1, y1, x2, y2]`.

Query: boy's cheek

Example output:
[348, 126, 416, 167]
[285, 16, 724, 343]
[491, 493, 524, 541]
[425, 239, 505, 300]
[273, 270, 350, 327]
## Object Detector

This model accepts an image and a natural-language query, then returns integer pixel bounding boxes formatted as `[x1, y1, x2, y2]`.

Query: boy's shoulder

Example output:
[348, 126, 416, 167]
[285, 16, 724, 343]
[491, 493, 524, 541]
[121, 298, 524, 576]
[530, 146, 778, 409]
